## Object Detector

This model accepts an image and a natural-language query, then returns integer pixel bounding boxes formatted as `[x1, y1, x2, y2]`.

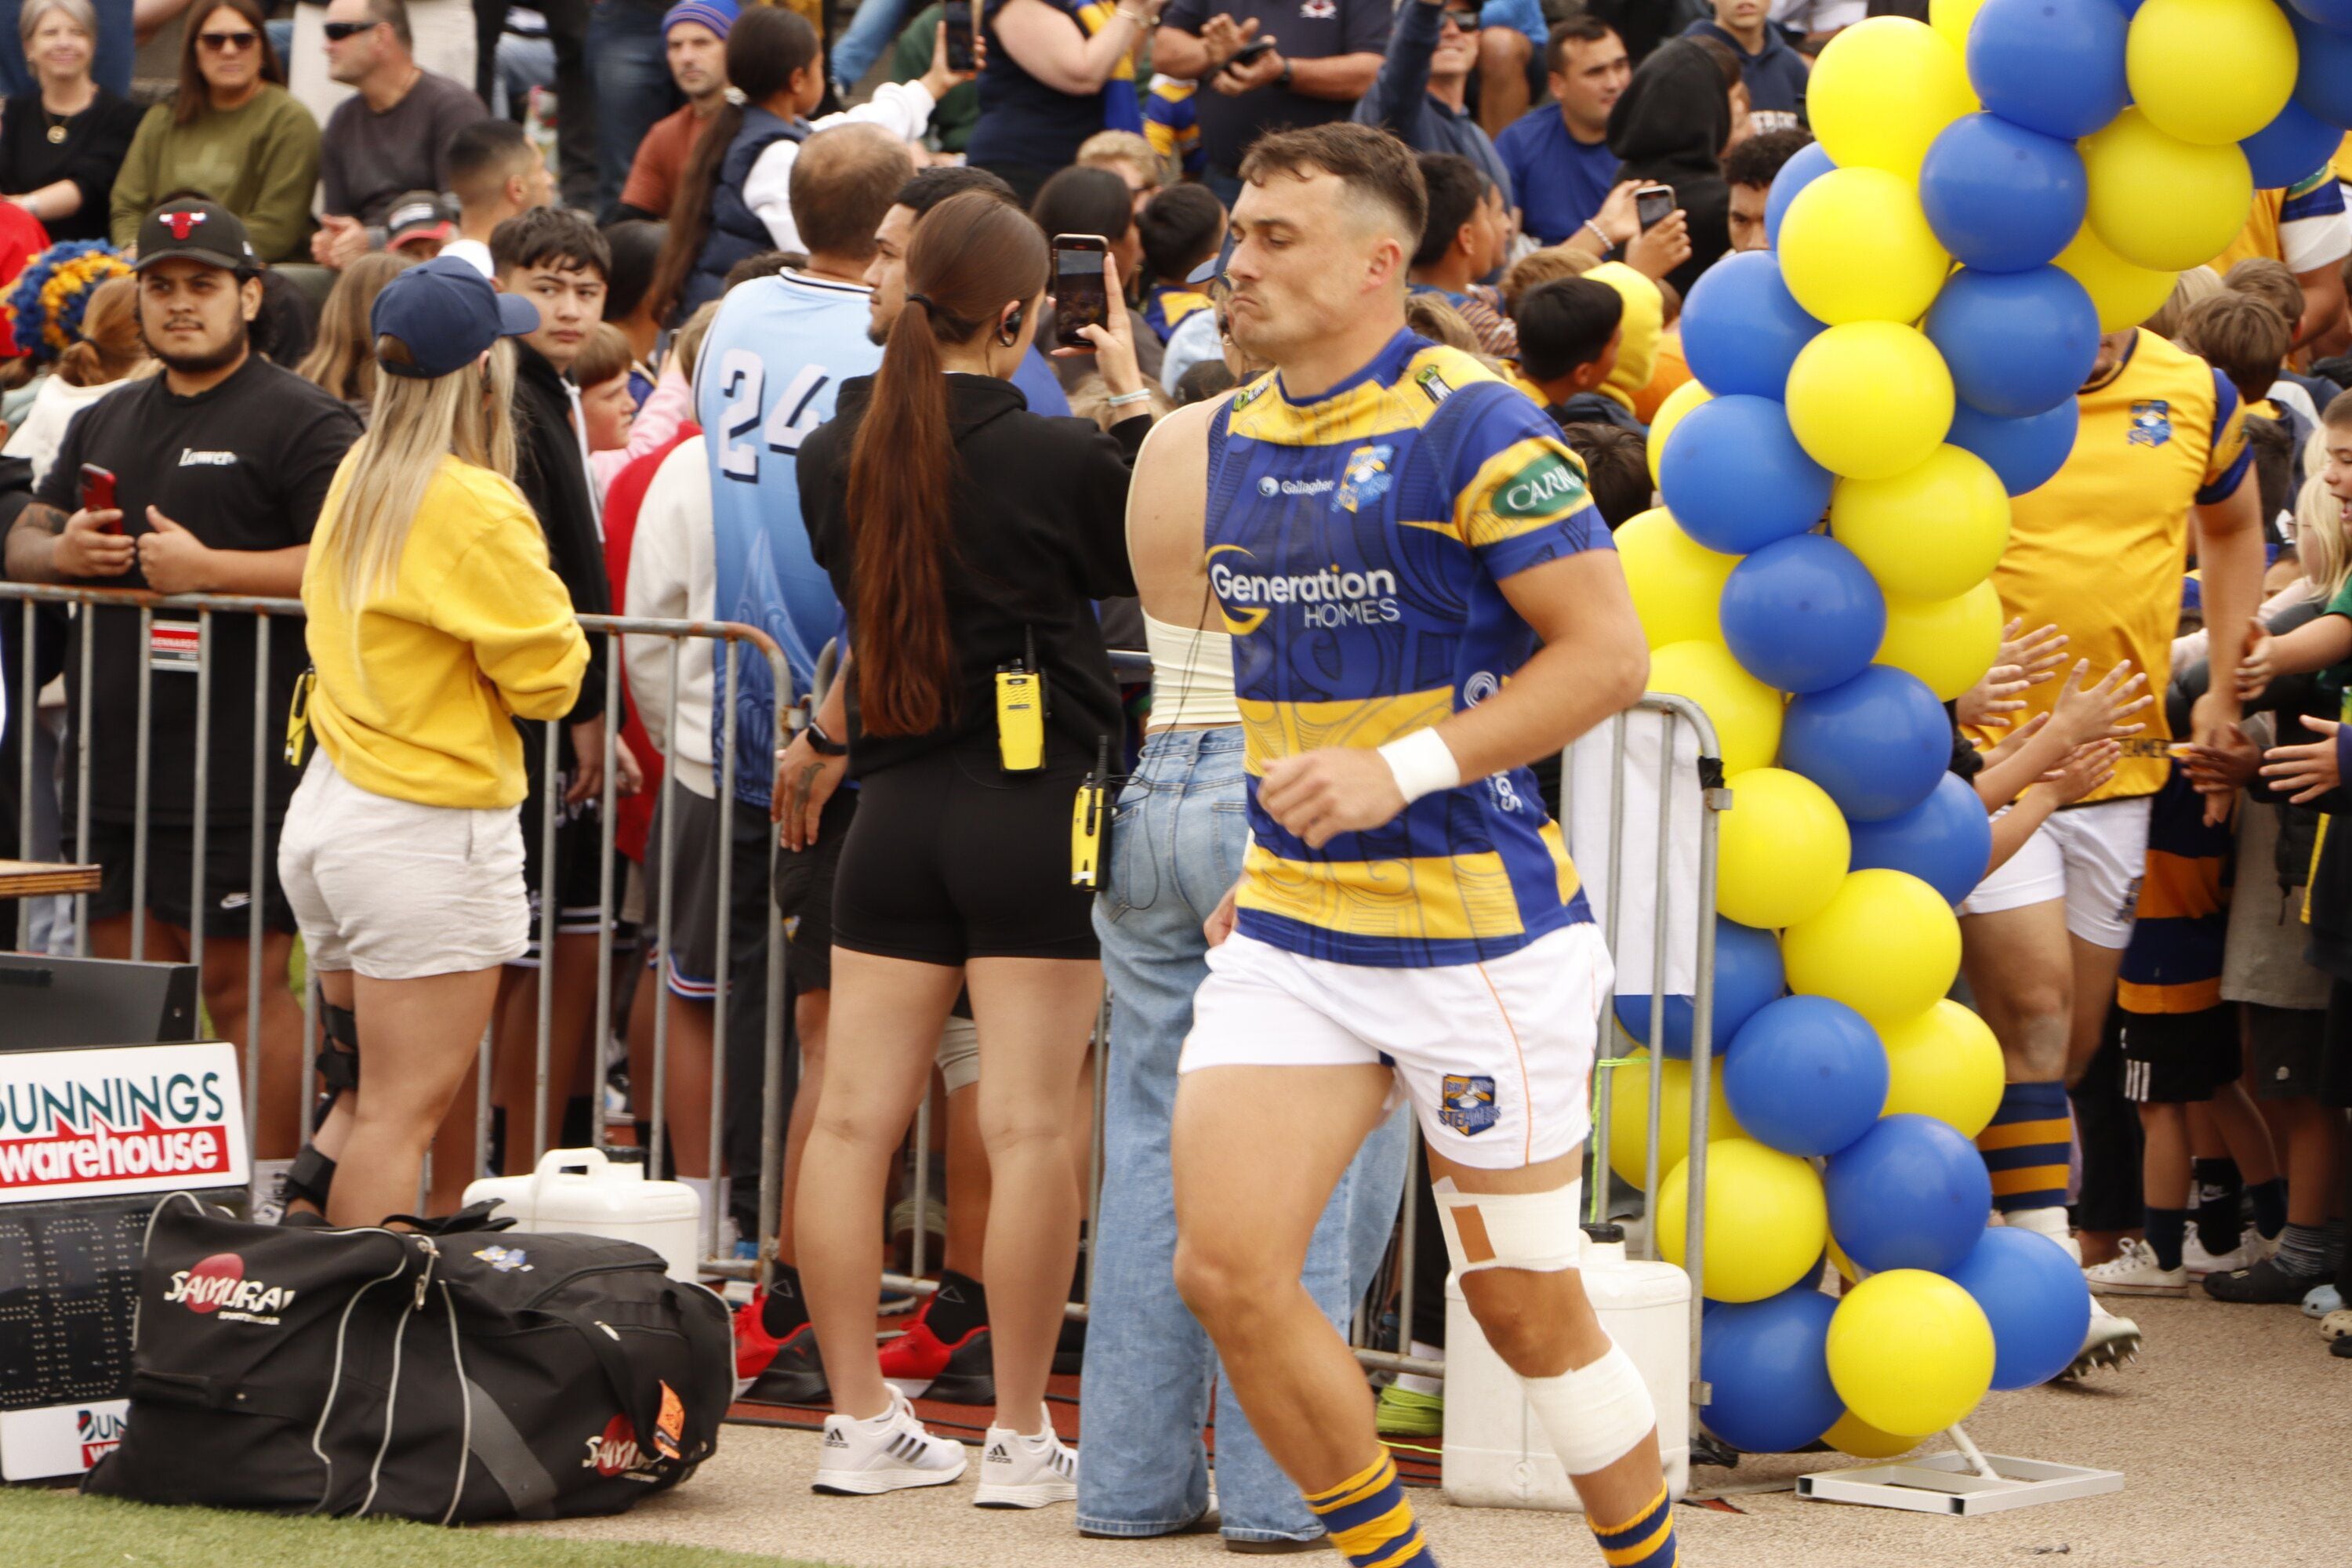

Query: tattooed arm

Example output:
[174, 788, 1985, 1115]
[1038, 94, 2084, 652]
[5, 498, 133, 583]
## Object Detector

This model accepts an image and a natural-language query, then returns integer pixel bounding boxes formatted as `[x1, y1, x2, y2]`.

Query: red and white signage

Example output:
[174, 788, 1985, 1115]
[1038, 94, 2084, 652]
[0, 1401, 129, 1481]
[0, 1043, 249, 1205]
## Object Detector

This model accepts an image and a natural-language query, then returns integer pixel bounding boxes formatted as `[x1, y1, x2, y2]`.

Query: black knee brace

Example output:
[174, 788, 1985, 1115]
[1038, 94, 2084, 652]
[281, 1004, 360, 1216]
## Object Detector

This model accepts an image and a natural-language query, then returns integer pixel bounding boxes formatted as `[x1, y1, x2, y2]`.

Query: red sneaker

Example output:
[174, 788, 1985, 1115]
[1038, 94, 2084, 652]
[882, 1315, 994, 1404]
[733, 1293, 784, 1397]
[734, 1293, 829, 1404]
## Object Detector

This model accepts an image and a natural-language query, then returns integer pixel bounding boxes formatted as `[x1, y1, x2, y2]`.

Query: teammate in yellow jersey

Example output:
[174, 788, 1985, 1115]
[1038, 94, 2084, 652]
[1959, 325, 2265, 1375]
[1151, 123, 1671, 1568]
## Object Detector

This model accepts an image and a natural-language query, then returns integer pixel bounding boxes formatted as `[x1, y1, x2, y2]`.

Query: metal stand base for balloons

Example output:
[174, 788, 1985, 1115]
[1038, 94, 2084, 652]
[1796, 1425, 2122, 1515]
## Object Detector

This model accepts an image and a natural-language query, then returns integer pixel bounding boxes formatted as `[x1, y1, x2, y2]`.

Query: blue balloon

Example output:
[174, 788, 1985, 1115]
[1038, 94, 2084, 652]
[2291, 11, 2352, 130]
[2287, 0, 2352, 31]
[1764, 140, 1835, 249]
[1617, 916, 1784, 1060]
[1947, 396, 2079, 497]
[1849, 772, 1994, 906]
[1724, 996, 1889, 1158]
[1681, 251, 1824, 400]
[1657, 394, 1835, 555]
[1923, 266, 2101, 421]
[1967, 0, 2129, 140]
[1697, 1289, 1844, 1454]
[1825, 1114, 1992, 1276]
[1779, 666, 1951, 822]
[1947, 1226, 2093, 1391]
[2241, 96, 2347, 190]
[1919, 114, 2087, 274]
[1719, 535, 1886, 696]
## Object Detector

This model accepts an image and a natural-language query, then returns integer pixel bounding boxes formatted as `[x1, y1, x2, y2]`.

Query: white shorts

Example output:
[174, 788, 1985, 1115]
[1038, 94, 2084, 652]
[1179, 923, 1611, 1170]
[1958, 794, 2154, 949]
[278, 753, 532, 981]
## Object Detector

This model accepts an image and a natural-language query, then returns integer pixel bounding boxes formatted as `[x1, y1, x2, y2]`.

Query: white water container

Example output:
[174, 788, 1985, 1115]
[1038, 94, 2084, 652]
[1440, 1226, 1692, 1508]
[463, 1147, 702, 1280]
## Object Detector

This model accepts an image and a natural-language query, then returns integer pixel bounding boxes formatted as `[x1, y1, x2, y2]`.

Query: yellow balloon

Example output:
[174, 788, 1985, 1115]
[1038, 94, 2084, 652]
[1648, 641, 1784, 777]
[1807, 17, 1975, 181]
[1875, 579, 2003, 702]
[1927, 0, 1984, 53]
[1828, 445, 2009, 602]
[2082, 107, 2255, 273]
[1785, 322, 1955, 482]
[1648, 378, 1711, 488]
[1620, 509, 1738, 650]
[2056, 222, 2179, 333]
[1658, 1140, 1829, 1303]
[1783, 869, 1962, 1023]
[1603, 1048, 1746, 1188]
[2126, 0, 2297, 148]
[1825, 1269, 1995, 1435]
[1878, 999, 2006, 1138]
[1825, 1410, 1922, 1460]
[1718, 768, 1851, 929]
[1778, 166, 1952, 327]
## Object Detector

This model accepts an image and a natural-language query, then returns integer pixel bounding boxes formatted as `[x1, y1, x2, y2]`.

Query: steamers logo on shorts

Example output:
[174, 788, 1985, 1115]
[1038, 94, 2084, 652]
[1439, 1074, 1498, 1136]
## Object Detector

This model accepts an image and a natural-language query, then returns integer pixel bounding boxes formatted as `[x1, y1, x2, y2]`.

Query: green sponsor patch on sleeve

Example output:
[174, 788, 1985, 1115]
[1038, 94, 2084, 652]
[1489, 449, 1589, 521]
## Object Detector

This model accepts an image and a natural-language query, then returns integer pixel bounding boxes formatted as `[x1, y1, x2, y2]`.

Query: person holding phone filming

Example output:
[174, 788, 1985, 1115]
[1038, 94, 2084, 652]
[789, 190, 1152, 1504]
[1352, 0, 1512, 210]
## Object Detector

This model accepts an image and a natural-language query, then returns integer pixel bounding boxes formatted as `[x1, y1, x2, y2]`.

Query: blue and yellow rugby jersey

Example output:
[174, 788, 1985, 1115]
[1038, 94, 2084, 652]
[2117, 765, 2230, 1014]
[1982, 328, 2252, 804]
[1142, 281, 1214, 344]
[1144, 74, 1205, 179]
[1205, 330, 1613, 968]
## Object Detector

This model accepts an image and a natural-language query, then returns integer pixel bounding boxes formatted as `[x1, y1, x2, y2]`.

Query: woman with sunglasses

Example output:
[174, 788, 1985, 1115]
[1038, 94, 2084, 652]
[109, 0, 321, 263]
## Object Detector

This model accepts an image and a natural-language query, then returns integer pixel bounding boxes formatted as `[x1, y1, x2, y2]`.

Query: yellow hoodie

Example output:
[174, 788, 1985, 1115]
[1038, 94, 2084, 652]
[302, 455, 589, 810]
[1587, 261, 1664, 417]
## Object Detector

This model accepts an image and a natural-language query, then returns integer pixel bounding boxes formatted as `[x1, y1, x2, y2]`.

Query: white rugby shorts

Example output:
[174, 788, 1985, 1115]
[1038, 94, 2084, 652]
[1179, 922, 1610, 1168]
[1958, 794, 2154, 950]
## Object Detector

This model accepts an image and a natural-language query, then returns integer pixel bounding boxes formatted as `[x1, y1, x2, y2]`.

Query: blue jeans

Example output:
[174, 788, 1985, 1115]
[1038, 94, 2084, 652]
[830, 0, 913, 94]
[1080, 727, 1413, 1544]
[586, 0, 677, 220]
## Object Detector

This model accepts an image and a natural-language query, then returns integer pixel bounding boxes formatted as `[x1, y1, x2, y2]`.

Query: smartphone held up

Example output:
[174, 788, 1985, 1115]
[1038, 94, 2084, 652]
[1053, 234, 1110, 352]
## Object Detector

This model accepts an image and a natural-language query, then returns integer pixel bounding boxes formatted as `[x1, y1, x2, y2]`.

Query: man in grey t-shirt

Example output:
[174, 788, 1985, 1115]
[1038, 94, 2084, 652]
[312, 0, 489, 267]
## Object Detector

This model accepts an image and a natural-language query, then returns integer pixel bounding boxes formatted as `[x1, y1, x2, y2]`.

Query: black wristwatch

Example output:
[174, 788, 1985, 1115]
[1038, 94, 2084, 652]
[1276, 59, 1293, 90]
[805, 720, 848, 757]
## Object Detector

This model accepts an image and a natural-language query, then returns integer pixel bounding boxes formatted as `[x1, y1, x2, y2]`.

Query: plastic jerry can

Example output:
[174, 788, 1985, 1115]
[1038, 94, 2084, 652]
[1440, 1223, 1692, 1508]
[463, 1146, 702, 1281]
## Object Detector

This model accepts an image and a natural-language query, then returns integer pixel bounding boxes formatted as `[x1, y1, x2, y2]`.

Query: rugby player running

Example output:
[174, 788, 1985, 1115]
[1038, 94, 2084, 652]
[1153, 123, 1670, 1568]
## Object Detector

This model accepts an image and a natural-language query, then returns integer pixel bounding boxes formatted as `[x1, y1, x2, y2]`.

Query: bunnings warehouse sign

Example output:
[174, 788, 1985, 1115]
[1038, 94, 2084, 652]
[0, 1043, 248, 1203]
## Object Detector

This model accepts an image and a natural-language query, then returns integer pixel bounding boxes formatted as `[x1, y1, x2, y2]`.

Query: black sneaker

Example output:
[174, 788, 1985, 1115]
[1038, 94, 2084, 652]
[2203, 1258, 2325, 1304]
[920, 1325, 996, 1405]
[742, 1324, 831, 1406]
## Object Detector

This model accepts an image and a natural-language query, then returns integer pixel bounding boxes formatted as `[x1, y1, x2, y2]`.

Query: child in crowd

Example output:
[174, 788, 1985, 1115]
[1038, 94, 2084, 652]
[1509, 276, 1635, 432]
[1134, 183, 1224, 345]
[1558, 423, 1647, 530]
[574, 321, 640, 494]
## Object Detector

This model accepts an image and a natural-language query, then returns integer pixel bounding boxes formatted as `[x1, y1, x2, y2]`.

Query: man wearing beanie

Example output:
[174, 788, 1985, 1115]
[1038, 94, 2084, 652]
[615, 0, 741, 223]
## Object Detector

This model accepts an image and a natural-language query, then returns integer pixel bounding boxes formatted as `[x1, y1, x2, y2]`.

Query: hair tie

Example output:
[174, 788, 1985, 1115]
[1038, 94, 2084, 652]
[906, 291, 935, 310]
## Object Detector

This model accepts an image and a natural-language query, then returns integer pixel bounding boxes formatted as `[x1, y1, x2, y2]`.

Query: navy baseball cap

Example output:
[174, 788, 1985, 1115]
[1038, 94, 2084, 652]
[370, 256, 539, 379]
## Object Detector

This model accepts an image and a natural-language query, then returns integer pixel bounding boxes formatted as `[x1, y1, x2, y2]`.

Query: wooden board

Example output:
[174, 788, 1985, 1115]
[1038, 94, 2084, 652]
[0, 862, 102, 898]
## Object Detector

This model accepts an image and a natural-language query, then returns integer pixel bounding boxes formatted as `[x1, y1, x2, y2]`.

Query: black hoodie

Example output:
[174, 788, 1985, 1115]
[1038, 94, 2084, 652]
[1606, 38, 1733, 299]
[512, 339, 609, 727]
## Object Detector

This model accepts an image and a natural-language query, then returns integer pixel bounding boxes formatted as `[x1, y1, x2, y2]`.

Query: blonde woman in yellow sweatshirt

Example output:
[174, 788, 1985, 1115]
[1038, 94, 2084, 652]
[277, 256, 590, 1229]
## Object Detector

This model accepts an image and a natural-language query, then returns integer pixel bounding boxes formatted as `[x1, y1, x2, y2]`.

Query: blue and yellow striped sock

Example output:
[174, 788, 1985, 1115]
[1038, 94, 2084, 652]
[1589, 1483, 1678, 1568]
[1976, 1080, 2073, 1214]
[1303, 1452, 1436, 1568]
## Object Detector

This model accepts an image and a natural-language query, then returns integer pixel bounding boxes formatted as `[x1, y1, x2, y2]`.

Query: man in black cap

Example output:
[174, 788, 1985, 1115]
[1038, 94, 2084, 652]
[2, 198, 363, 1187]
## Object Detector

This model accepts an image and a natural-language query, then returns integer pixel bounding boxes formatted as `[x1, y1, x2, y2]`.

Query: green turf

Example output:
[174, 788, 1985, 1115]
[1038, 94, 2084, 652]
[0, 1483, 836, 1568]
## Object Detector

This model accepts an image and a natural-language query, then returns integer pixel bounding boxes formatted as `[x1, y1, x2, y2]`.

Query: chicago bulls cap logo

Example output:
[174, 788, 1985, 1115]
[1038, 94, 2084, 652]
[160, 209, 206, 241]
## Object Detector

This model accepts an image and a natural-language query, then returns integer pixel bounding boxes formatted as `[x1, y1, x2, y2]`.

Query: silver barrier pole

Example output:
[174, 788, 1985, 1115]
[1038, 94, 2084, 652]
[707, 638, 742, 1263]
[74, 619, 93, 955]
[130, 605, 151, 963]
[650, 638, 681, 1177]
[1641, 709, 1675, 1260]
[910, 1085, 931, 1284]
[245, 615, 270, 1149]
[13, 600, 31, 951]
[593, 637, 620, 1154]
[535, 719, 560, 1163]
[189, 611, 212, 978]
[1396, 1137, 1420, 1368]
[1589, 711, 1631, 1226]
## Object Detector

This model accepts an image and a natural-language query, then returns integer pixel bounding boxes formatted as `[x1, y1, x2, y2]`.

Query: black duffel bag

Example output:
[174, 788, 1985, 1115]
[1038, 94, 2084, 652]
[84, 1192, 731, 1523]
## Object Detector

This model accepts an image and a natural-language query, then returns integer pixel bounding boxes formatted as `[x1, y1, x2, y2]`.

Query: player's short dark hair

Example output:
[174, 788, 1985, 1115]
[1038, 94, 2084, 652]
[446, 118, 536, 205]
[1240, 122, 1428, 253]
[1138, 183, 1227, 285]
[2179, 291, 2292, 405]
[723, 250, 800, 291]
[491, 205, 609, 280]
[1559, 423, 1648, 530]
[1032, 164, 1135, 245]
[1515, 277, 1625, 383]
[1544, 13, 1617, 77]
[1413, 152, 1489, 270]
[896, 164, 1016, 218]
[1723, 128, 1815, 191]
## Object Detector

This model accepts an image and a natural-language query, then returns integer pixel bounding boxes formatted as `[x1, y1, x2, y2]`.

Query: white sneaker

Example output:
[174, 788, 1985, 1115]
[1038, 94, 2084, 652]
[2082, 1237, 2187, 1297]
[2064, 1298, 2143, 1379]
[2181, 1224, 2270, 1277]
[974, 1423, 1078, 1508]
[814, 1391, 968, 1495]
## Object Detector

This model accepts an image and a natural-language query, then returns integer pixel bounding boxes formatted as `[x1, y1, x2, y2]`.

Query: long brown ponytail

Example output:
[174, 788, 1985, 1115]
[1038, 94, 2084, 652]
[846, 191, 1050, 737]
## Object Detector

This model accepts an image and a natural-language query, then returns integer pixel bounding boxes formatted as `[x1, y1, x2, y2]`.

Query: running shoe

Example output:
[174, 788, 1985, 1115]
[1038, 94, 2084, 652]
[2063, 1300, 2143, 1379]
[2082, 1237, 2187, 1297]
[2202, 1257, 2326, 1304]
[814, 1390, 968, 1495]
[1374, 1385, 1445, 1439]
[882, 1319, 996, 1405]
[734, 1294, 830, 1404]
[2304, 1283, 2343, 1318]
[2180, 1224, 2269, 1277]
[975, 1423, 1079, 1508]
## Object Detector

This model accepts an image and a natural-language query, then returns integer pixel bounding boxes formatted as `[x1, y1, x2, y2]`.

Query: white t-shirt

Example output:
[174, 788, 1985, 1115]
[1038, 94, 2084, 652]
[442, 237, 495, 278]
[739, 82, 937, 254]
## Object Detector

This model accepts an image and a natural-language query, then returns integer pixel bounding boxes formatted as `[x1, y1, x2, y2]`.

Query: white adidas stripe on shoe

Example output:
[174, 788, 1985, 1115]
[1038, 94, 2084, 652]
[813, 1390, 968, 1495]
[974, 1422, 1078, 1508]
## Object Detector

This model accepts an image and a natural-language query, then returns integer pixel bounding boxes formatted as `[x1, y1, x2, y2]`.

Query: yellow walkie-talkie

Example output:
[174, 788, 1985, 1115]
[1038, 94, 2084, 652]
[1071, 736, 1109, 888]
[284, 667, 317, 766]
[995, 627, 1045, 772]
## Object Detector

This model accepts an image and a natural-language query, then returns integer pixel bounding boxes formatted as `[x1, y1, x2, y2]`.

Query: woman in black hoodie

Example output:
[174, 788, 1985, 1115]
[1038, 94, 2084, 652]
[1605, 35, 1734, 298]
[789, 190, 1149, 1498]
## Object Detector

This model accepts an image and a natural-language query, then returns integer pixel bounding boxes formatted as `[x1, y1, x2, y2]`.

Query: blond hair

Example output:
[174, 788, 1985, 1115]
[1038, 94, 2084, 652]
[55, 275, 147, 388]
[321, 339, 519, 611]
[2297, 430, 2350, 603]
[668, 301, 720, 389]
[568, 321, 634, 391]
[1405, 292, 1482, 354]
[1501, 246, 1598, 310]
[296, 252, 415, 405]
[1076, 129, 1168, 191]
[2145, 264, 2224, 340]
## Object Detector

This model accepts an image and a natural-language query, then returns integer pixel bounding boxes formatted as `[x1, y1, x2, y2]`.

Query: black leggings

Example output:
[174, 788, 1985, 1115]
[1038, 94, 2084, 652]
[831, 742, 1099, 967]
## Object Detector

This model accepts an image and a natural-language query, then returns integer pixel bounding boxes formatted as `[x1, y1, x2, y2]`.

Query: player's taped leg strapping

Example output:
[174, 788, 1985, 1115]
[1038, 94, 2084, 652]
[283, 1004, 359, 1214]
[1431, 1176, 1584, 1274]
[1526, 1342, 1657, 1477]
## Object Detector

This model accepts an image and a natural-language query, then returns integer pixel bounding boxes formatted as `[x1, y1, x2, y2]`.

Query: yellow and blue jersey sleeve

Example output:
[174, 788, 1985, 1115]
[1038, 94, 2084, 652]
[2197, 368, 2252, 506]
[1144, 74, 1204, 177]
[1450, 416, 1611, 579]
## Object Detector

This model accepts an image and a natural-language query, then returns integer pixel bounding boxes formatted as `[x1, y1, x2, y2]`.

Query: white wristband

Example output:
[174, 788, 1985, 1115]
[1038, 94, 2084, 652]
[1377, 728, 1461, 805]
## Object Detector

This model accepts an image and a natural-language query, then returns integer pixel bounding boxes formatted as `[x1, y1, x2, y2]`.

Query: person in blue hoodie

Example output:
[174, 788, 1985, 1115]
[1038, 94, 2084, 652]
[1351, 0, 1510, 209]
[1683, 0, 1806, 134]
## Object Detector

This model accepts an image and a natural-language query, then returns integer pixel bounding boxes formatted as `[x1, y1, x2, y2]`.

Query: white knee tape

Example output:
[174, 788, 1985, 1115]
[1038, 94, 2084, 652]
[1430, 1177, 1584, 1275]
[1523, 1342, 1656, 1477]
